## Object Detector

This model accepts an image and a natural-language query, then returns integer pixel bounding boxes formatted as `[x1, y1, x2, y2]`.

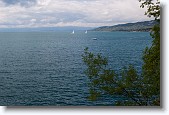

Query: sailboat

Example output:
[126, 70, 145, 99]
[85, 30, 87, 34]
[71, 30, 75, 34]
[92, 38, 97, 40]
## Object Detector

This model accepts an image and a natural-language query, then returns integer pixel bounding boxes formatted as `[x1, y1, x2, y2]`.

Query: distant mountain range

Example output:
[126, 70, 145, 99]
[92, 20, 157, 32]
[0, 26, 93, 32]
[0, 20, 157, 32]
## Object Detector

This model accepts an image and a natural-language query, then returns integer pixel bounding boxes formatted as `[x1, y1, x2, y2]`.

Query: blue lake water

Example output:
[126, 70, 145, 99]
[0, 31, 152, 105]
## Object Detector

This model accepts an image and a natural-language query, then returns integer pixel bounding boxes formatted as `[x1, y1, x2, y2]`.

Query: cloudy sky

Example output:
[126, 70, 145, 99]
[0, 0, 152, 28]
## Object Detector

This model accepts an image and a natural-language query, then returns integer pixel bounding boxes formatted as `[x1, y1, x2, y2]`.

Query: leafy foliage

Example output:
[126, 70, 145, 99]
[82, 0, 160, 106]
[140, 0, 160, 105]
[139, 0, 160, 20]
[82, 49, 144, 105]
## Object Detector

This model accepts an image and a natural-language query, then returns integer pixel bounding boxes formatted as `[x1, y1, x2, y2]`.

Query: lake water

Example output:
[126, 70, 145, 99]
[0, 31, 152, 106]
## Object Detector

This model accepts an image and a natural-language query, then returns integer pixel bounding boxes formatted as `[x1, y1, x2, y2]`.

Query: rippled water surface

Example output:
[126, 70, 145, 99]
[0, 31, 151, 105]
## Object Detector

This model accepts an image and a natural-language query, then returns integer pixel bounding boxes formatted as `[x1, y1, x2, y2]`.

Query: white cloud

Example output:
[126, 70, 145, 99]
[0, 0, 152, 28]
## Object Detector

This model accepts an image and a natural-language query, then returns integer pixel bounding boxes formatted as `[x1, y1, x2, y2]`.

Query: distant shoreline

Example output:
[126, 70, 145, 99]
[90, 29, 151, 32]
[91, 20, 156, 32]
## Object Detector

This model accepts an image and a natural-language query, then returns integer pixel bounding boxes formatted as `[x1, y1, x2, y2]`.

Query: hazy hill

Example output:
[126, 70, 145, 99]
[0, 26, 93, 32]
[92, 20, 157, 32]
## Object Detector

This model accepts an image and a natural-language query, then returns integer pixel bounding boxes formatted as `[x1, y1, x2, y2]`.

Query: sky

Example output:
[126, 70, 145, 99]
[0, 0, 152, 28]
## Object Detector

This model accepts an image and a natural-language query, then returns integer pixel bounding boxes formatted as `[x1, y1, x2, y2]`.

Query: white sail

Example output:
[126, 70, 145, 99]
[71, 30, 74, 34]
[85, 30, 87, 34]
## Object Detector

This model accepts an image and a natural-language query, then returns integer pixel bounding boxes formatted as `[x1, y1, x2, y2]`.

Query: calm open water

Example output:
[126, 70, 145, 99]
[0, 31, 152, 106]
